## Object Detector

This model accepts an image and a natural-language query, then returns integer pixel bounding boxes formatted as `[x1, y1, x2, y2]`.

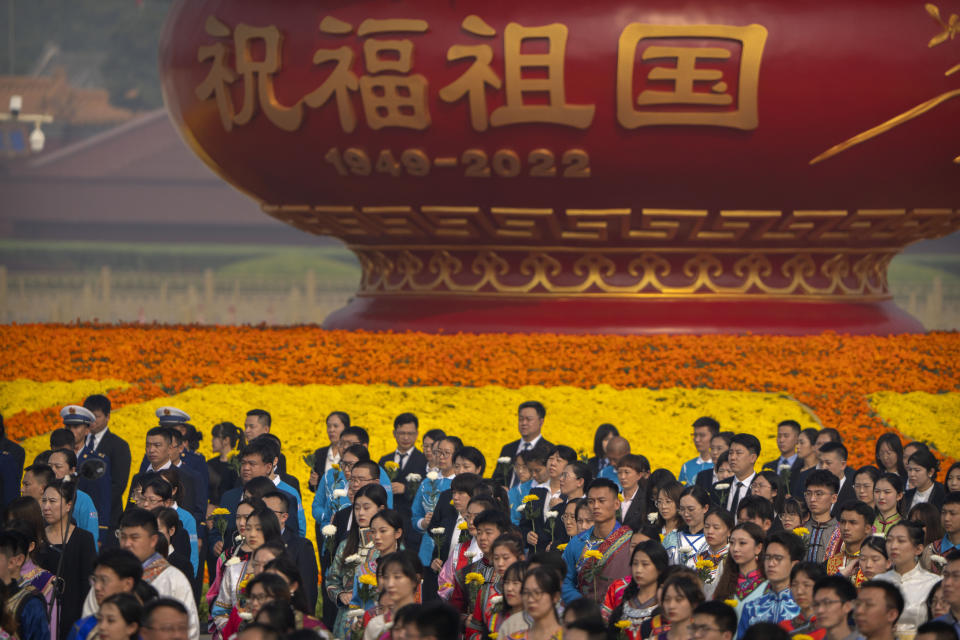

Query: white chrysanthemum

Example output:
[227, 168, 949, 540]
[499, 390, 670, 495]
[490, 596, 503, 606]
[931, 554, 948, 566]
[647, 513, 658, 523]
[225, 557, 241, 566]
[345, 554, 361, 564]
[431, 527, 445, 535]
[545, 510, 559, 519]
[714, 483, 730, 491]
[238, 612, 253, 621]
[322, 525, 337, 537]
[498, 457, 512, 464]
[465, 550, 478, 559]
[516, 504, 527, 512]
[427, 471, 441, 481]
[346, 609, 365, 619]
[678, 546, 695, 555]
[333, 489, 348, 498]
[406, 473, 422, 483]
[777, 463, 792, 471]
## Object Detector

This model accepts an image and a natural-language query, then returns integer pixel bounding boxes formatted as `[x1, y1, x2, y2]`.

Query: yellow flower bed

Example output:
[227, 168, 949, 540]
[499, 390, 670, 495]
[0, 379, 129, 416]
[14, 380, 817, 545]
[867, 391, 960, 459]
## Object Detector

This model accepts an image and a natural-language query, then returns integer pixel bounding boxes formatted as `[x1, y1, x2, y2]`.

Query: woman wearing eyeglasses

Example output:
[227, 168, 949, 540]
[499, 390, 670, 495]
[671, 487, 710, 568]
[508, 568, 564, 640]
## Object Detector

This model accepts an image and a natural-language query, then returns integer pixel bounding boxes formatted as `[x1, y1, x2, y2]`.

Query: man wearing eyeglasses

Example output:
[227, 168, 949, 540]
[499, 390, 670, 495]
[801, 470, 842, 564]
[737, 530, 802, 638]
[810, 575, 859, 640]
[689, 600, 737, 640]
[263, 490, 318, 612]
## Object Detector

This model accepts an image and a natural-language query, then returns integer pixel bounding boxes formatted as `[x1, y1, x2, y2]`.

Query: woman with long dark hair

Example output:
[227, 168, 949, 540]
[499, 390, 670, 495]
[209, 422, 244, 504]
[351, 509, 404, 610]
[671, 487, 710, 568]
[875, 520, 940, 628]
[327, 484, 387, 639]
[508, 568, 563, 640]
[605, 540, 669, 635]
[711, 522, 765, 606]
[587, 424, 620, 477]
[873, 473, 904, 536]
[697, 507, 733, 598]
[859, 536, 891, 581]
[904, 449, 947, 511]
[366, 550, 422, 640]
[876, 433, 907, 479]
[96, 593, 142, 640]
[853, 465, 881, 510]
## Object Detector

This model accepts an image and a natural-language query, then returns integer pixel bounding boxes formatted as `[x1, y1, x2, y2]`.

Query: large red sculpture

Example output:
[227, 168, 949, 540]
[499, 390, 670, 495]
[159, 0, 960, 334]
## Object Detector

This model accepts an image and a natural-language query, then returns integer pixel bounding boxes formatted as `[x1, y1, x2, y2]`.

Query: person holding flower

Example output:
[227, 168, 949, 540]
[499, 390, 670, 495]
[466, 533, 524, 640]
[451, 509, 510, 615]
[327, 484, 387, 639]
[697, 508, 733, 598]
[507, 451, 535, 525]
[604, 540, 668, 632]
[561, 479, 633, 604]
[671, 486, 709, 568]
[352, 509, 405, 611]
[508, 567, 564, 640]
[378, 413, 428, 548]
[412, 436, 459, 588]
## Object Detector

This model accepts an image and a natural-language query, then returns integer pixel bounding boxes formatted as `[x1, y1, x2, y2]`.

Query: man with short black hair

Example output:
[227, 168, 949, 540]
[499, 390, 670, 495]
[115, 509, 198, 639]
[561, 478, 632, 604]
[726, 434, 761, 515]
[130, 426, 203, 529]
[678, 416, 719, 486]
[827, 501, 874, 585]
[811, 575, 858, 640]
[916, 620, 960, 640]
[690, 600, 737, 640]
[140, 597, 190, 640]
[243, 409, 287, 477]
[83, 393, 131, 536]
[0, 530, 48, 640]
[0, 414, 25, 510]
[493, 401, 553, 489]
[262, 490, 318, 611]
[762, 420, 801, 479]
[564, 616, 607, 640]
[75, 548, 144, 631]
[737, 495, 776, 533]
[819, 442, 856, 516]
[737, 530, 803, 637]
[802, 469, 842, 564]
[923, 492, 960, 575]
[454, 508, 508, 616]
[854, 580, 904, 640]
[414, 601, 460, 640]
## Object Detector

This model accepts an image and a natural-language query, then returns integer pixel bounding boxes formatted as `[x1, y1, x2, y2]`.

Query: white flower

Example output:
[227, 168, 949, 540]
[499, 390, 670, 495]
[333, 489, 348, 498]
[234, 534, 244, 543]
[322, 525, 337, 537]
[225, 557, 241, 566]
[545, 510, 559, 520]
[490, 596, 503, 606]
[516, 504, 527, 512]
[678, 546, 695, 556]
[427, 471, 441, 481]
[238, 611, 253, 621]
[714, 483, 730, 491]
[346, 609, 365, 619]
[777, 463, 792, 471]
[406, 473, 422, 483]
[345, 554, 361, 564]
[498, 457, 512, 464]
[931, 554, 948, 567]
[430, 527, 446, 535]
[465, 550, 479, 560]
[647, 513, 658, 523]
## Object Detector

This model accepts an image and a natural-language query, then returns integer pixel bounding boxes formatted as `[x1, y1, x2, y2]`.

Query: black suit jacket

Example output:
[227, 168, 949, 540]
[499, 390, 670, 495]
[903, 482, 948, 513]
[309, 446, 332, 492]
[0, 437, 25, 510]
[518, 487, 569, 553]
[92, 430, 131, 529]
[379, 448, 428, 509]
[621, 485, 648, 530]
[283, 527, 319, 611]
[129, 462, 204, 529]
[431, 488, 459, 565]
[492, 437, 554, 486]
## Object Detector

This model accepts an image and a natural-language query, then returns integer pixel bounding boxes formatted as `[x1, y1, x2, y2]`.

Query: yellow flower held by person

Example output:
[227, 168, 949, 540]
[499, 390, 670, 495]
[384, 461, 399, 471]
[659, 534, 664, 542]
[465, 572, 485, 585]
[793, 527, 810, 537]
[331, 463, 340, 471]
[457, 521, 469, 530]
[695, 558, 715, 570]
[450, 499, 455, 506]
[614, 621, 631, 630]
[488, 634, 498, 640]
[584, 550, 603, 560]
[522, 495, 540, 504]
[358, 574, 378, 586]
[556, 544, 567, 551]
[724, 599, 738, 608]
[792, 635, 815, 640]
[441, 582, 453, 589]
[618, 493, 624, 501]
[212, 507, 231, 516]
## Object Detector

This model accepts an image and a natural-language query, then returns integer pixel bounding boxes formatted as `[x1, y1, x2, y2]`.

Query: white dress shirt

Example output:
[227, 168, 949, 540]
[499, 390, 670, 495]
[875, 563, 940, 628]
[727, 471, 756, 512]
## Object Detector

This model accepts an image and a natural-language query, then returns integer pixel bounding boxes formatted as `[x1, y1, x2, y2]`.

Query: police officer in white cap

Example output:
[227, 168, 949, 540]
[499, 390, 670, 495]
[56, 406, 102, 546]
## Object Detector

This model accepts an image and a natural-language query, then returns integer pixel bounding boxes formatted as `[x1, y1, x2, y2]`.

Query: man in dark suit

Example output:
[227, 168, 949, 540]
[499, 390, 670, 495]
[0, 415, 25, 510]
[82, 395, 131, 533]
[819, 442, 858, 517]
[491, 400, 553, 488]
[244, 409, 287, 477]
[264, 490, 318, 611]
[762, 420, 801, 486]
[379, 412, 428, 549]
[616, 454, 650, 530]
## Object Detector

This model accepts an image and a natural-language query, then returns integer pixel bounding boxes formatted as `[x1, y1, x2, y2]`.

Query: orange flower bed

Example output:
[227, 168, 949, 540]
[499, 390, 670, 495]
[2, 325, 958, 468]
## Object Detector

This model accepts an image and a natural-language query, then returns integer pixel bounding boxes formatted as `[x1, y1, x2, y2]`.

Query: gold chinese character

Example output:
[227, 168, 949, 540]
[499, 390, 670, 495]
[438, 16, 502, 131]
[195, 17, 238, 131]
[489, 22, 595, 129]
[616, 24, 768, 130]
[232, 24, 303, 132]
[304, 18, 360, 133]
[357, 19, 431, 130]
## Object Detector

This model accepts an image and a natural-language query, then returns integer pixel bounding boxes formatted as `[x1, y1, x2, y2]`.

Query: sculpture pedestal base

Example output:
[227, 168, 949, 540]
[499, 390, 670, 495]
[323, 297, 923, 335]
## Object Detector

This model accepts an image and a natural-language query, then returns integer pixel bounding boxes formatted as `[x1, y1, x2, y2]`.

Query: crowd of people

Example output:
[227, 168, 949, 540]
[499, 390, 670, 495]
[0, 396, 958, 640]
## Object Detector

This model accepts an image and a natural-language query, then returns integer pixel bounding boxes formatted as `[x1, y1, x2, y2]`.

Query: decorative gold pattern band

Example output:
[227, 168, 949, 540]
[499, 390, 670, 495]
[263, 204, 960, 246]
[351, 247, 894, 300]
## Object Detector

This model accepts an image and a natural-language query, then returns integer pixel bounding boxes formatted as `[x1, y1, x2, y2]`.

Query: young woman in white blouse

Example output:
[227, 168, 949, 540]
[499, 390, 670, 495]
[874, 520, 940, 630]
